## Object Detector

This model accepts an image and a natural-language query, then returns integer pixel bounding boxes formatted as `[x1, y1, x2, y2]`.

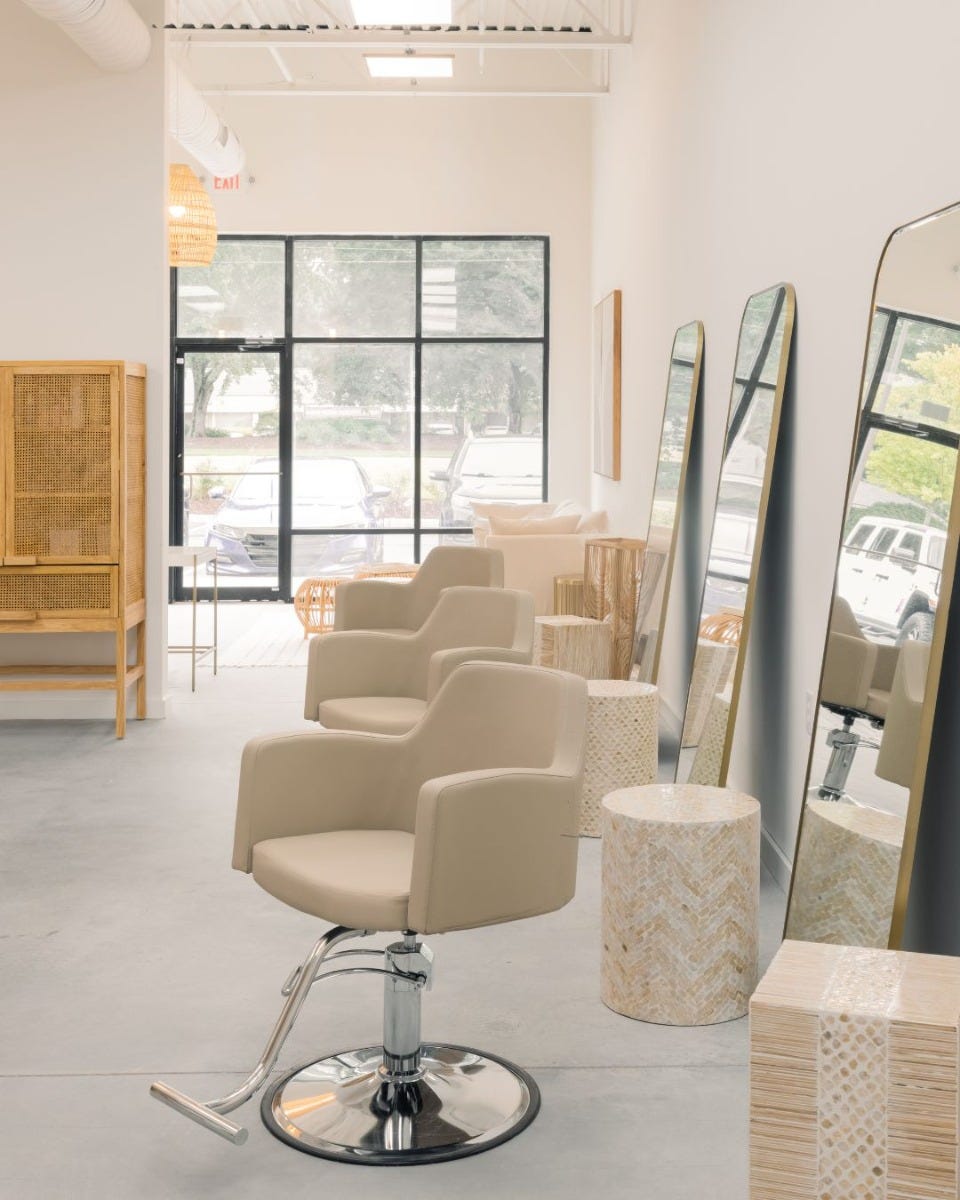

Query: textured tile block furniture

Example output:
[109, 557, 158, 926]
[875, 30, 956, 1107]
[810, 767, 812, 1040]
[583, 536, 646, 679]
[687, 687, 731, 786]
[681, 637, 737, 747]
[750, 940, 960, 1200]
[786, 799, 905, 949]
[553, 572, 585, 616]
[581, 681, 658, 837]
[534, 614, 611, 679]
[602, 785, 760, 1024]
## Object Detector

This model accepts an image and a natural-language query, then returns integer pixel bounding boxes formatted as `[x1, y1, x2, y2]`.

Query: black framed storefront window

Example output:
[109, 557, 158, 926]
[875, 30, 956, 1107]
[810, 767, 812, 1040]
[170, 235, 549, 600]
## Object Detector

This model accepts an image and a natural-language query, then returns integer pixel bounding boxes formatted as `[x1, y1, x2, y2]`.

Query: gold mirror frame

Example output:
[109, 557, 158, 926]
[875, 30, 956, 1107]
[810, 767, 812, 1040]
[669, 283, 797, 786]
[631, 321, 704, 685]
[785, 202, 960, 949]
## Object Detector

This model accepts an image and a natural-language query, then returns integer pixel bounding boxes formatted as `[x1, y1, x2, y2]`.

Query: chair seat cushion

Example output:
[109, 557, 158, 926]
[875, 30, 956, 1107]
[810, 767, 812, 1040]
[866, 688, 890, 719]
[253, 830, 414, 930]
[317, 695, 426, 735]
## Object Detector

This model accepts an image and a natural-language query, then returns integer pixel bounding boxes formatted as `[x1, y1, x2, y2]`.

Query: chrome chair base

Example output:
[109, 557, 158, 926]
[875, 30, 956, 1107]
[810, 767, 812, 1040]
[261, 1043, 540, 1165]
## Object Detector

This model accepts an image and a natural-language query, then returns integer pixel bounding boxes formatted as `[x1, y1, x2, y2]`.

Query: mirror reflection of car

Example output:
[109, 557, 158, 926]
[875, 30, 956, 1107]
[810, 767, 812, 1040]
[702, 475, 761, 615]
[837, 516, 944, 643]
[431, 435, 543, 529]
[206, 456, 390, 575]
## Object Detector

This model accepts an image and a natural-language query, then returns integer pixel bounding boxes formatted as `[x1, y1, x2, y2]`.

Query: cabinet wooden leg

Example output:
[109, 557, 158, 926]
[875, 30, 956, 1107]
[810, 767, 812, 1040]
[115, 626, 127, 739]
[136, 620, 147, 720]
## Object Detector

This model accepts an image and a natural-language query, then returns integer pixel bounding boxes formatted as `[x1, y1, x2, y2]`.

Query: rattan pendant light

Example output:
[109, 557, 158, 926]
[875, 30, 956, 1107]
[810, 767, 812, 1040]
[168, 163, 217, 267]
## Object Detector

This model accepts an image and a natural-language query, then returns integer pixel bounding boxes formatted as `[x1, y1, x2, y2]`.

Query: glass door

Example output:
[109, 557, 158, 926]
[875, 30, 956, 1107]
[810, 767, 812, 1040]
[172, 347, 284, 600]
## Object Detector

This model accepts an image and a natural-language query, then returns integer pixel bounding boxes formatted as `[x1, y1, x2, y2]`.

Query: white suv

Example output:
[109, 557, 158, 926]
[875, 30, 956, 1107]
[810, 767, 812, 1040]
[836, 516, 945, 642]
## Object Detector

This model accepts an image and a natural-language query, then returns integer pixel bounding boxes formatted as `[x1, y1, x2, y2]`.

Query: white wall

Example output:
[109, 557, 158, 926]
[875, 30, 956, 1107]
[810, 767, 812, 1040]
[198, 94, 593, 508]
[0, 1, 168, 719]
[591, 0, 960, 883]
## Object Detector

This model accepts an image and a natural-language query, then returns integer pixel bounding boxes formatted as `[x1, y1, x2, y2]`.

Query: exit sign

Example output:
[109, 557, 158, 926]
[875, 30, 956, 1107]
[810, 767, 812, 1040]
[213, 174, 241, 191]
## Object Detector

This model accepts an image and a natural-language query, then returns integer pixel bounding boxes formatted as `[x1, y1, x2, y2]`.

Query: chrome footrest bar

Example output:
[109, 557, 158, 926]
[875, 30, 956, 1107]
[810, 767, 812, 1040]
[150, 925, 369, 1143]
[281, 947, 387, 996]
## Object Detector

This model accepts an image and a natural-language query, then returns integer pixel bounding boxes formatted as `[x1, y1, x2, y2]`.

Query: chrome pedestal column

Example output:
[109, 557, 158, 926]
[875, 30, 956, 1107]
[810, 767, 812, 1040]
[261, 933, 540, 1164]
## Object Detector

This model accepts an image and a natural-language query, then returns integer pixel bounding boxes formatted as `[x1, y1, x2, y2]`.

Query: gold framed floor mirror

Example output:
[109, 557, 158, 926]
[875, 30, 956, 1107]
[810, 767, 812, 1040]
[785, 202, 960, 950]
[630, 321, 704, 686]
[664, 283, 797, 786]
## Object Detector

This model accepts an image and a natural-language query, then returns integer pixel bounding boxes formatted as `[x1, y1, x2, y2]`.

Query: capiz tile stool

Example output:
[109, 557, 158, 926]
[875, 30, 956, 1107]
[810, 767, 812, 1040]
[534, 614, 611, 679]
[580, 681, 658, 837]
[601, 785, 760, 1024]
[750, 940, 960, 1200]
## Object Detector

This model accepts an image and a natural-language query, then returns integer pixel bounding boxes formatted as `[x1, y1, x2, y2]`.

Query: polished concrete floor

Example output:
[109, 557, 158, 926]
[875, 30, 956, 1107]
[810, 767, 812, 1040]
[0, 651, 786, 1200]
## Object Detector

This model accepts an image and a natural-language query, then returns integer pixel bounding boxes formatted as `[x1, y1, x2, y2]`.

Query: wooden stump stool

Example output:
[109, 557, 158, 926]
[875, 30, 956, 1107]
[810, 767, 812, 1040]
[580, 681, 658, 837]
[534, 615, 611, 680]
[601, 784, 760, 1024]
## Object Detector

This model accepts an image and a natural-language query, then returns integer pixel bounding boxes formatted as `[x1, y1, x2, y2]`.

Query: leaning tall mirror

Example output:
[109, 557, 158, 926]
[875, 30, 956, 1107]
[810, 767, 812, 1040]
[631, 321, 704, 684]
[668, 284, 796, 785]
[786, 203, 960, 950]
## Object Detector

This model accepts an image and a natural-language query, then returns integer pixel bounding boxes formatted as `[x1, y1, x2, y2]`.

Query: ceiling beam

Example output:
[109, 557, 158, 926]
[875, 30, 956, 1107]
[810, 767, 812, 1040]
[198, 82, 607, 96]
[165, 28, 629, 49]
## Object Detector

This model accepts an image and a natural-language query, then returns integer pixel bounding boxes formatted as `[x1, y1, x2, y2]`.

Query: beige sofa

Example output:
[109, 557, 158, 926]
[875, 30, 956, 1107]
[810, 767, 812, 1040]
[472, 501, 609, 616]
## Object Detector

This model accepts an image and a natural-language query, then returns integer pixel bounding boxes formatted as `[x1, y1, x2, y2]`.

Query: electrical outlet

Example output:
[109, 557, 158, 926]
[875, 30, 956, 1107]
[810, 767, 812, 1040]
[805, 690, 817, 736]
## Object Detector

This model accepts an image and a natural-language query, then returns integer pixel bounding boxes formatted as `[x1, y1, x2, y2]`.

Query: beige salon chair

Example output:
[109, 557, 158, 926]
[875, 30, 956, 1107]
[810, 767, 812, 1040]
[152, 661, 588, 1164]
[334, 545, 504, 634]
[876, 639, 931, 788]
[305, 585, 536, 733]
[818, 596, 900, 799]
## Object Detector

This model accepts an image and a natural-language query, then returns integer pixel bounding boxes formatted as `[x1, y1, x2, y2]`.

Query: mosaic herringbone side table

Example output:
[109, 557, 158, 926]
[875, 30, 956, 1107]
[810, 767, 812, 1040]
[750, 940, 960, 1200]
[580, 681, 658, 837]
[601, 785, 760, 1025]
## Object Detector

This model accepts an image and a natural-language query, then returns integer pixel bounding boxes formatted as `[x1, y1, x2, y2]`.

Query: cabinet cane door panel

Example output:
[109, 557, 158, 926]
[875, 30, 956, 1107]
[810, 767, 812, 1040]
[0, 565, 118, 621]
[3, 365, 119, 564]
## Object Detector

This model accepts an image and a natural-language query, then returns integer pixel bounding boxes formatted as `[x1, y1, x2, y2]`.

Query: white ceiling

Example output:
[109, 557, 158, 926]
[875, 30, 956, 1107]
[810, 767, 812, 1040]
[165, 0, 631, 96]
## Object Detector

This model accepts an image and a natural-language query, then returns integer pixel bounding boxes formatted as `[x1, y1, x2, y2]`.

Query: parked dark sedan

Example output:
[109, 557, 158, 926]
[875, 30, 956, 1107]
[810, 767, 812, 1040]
[205, 456, 390, 575]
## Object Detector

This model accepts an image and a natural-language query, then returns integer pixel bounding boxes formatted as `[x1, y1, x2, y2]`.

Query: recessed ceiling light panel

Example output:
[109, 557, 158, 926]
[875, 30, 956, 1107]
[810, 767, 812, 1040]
[352, 1, 452, 25]
[365, 54, 454, 78]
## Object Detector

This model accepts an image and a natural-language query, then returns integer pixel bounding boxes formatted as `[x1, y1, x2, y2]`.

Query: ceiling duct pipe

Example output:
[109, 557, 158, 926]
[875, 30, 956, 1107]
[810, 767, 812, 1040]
[168, 64, 246, 178]
[19, 0, 151, 72]
[20, 0, 246, 176]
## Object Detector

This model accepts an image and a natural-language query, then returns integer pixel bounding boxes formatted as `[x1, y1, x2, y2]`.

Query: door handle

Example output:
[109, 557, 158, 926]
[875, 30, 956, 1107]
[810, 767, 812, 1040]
[0, 610, 37, 621]
[2, 556, 38, 567]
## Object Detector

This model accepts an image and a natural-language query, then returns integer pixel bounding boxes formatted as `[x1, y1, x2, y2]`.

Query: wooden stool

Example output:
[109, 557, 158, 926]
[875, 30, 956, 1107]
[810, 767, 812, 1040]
[583, 537, 646, 679]
[294, 576, 345, 638]
[534, 615, 610, 679]
[751, 940, 960, 1199]
[581, 681, 658, 837]
[601, 784, 760, 1025]
[553, 573, 585, 616]
[356, 562, 418, 581]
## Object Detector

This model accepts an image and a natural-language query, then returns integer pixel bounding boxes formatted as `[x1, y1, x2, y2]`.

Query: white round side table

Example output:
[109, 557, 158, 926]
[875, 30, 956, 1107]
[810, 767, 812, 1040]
[580, 680, 658, 837]
[601, 784, 760, 1025]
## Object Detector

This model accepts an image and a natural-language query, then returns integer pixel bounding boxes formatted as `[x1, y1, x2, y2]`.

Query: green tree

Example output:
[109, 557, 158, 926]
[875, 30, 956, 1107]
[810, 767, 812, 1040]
[864, 343, 960, 520]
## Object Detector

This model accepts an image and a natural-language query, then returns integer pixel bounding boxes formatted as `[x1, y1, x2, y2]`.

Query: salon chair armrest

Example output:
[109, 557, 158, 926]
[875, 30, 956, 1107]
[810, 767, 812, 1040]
[426, 645, 533, 699]
[233, 730, 407, 871]
[872, 642, 900, 694]
[821, 632, 877, 712]
[333, 578, 415, 633]
[305, 630, 419, 719]
[408, 769, 578, 934]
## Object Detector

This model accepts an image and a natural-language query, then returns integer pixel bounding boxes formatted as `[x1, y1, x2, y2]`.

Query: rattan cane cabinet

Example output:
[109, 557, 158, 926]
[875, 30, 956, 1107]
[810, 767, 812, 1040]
[0, 361, 146, 737]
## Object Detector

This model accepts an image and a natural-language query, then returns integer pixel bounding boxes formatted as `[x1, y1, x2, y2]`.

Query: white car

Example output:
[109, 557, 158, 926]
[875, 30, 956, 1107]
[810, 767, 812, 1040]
[836, 516, 945, 641]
